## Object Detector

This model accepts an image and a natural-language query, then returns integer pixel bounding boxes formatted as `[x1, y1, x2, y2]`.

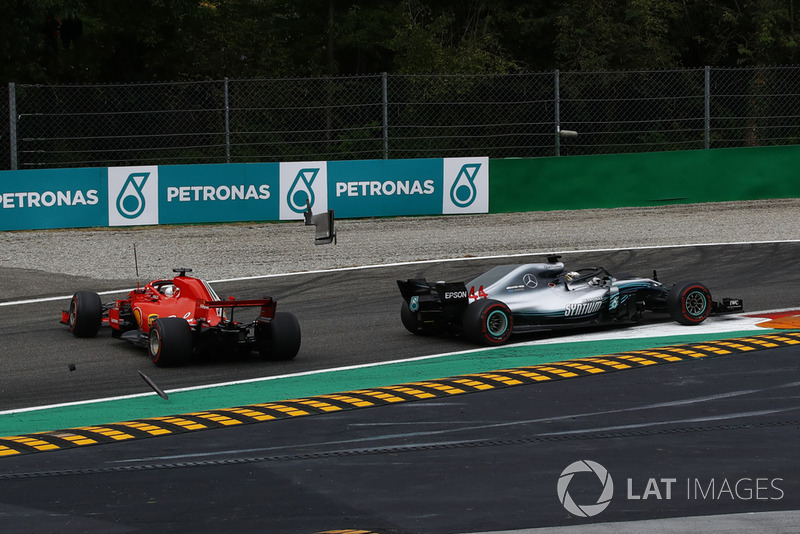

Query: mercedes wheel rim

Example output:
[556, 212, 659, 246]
[685, 291, 707, 316]
[487, 310, 509, 336]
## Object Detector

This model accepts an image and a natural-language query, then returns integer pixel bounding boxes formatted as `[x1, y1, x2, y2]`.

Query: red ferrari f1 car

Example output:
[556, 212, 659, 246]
[62, 202, 337, 366]
[62, 268, 301, 366]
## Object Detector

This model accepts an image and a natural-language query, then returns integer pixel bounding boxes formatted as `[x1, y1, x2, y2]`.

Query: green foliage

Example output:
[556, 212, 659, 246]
[3, 0, 800, 84]
[553, 0, 683, 70]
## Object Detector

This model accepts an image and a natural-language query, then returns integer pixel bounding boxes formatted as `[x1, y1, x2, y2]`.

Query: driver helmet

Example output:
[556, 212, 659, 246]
[163, 285, 175, 297]
[564, 271, 580, 282]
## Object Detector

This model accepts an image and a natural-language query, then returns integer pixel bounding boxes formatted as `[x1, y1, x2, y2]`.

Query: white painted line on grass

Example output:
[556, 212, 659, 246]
[0, 345, 499, 416]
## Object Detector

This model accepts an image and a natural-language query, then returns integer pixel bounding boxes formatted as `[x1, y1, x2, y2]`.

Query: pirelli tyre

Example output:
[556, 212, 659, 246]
[667, 281, 712, 325]
[149, 317, 193, 367]
[462, 298, 513, 345]
[68, 291, 103, 338]
[261, 312, 301, 361]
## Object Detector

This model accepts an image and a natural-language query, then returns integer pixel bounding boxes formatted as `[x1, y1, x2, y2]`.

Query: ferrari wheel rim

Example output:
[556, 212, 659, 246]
[149, 329, 161, 356]
[685, 291, 707, 316]
[486, 309, 509, 337]
[68, 299, 77, 328]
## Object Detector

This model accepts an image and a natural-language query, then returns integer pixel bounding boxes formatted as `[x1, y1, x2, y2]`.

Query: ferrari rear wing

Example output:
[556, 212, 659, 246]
[203, 298, 277, 319]
[203, 298, 274, 308]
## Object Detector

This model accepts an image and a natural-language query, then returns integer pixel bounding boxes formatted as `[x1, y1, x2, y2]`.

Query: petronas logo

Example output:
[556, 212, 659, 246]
[116, 172, 149, 219]
[450, 163, 480, 208]
[287, 168, 319, 213]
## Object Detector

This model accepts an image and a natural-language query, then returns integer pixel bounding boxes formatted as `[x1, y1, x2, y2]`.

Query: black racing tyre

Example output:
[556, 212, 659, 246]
[149, 318, 193, 367]
[462, 299, 513, 345]
[667, 281, 712, 325]
[400, 301, 435, 336]
[261, 312, 301, 361]
[68, 291, 103, 338]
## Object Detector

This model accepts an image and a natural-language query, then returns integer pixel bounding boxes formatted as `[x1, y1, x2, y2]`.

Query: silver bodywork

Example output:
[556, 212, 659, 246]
[464, 262, 661, 328]
[397, 256, 743, 343]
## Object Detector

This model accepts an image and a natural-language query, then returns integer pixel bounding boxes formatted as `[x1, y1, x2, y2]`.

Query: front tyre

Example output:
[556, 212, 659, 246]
[667, 281, 712, 325]
[462, 299, 513, 345]
[149, 318, 193, 367]
[69, 291, 103, 338]
[261, 312, 301, 361]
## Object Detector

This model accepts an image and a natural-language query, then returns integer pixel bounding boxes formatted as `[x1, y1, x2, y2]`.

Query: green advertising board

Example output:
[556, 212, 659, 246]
[0, 157, 490, 230]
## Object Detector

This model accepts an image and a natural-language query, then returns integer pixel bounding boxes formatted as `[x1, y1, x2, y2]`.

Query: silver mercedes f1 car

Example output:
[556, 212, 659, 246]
[397, 255, 743, 345]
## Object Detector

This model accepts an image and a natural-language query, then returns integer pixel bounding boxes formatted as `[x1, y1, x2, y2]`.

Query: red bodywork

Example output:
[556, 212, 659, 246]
[62, 273, 275, 337]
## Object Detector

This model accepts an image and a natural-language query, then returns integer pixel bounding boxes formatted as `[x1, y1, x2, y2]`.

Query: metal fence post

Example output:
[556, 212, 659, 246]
[382, 72, 389, 159]
[8, 82, 17, 170]
[224, 78, 231, 164]
[554, 69, 561, 157]
[704, 66, 711, 150]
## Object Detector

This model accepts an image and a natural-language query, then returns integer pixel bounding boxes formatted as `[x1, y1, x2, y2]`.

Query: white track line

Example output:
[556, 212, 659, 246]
[1, 309, 794, 417]
[0, 346, 499, 415]
[3, 239, 800, 307]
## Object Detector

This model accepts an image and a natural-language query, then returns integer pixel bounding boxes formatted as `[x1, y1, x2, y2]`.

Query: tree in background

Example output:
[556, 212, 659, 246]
[3, 0, 800, 85]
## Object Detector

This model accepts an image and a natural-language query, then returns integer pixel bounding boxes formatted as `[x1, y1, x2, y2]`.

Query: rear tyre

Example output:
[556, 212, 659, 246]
[149, 318, 193, 367]
[69, 291, 103, 338]
[261, 312, 301, 361]
[667, 281, 712, 325]
[462, 299, 513, 345]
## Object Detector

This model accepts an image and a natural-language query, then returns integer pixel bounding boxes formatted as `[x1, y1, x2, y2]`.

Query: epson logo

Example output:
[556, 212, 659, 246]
[444, 291, 468, 300]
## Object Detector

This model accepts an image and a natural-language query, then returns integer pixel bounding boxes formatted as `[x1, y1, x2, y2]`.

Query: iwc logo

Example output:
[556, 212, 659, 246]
[557, 460, 614, 517]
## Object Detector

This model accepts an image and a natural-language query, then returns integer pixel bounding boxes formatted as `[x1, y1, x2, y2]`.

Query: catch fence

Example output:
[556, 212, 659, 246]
[4, 66, 800, 170]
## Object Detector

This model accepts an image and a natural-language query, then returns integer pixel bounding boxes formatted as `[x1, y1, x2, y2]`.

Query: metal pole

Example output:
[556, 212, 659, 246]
[382, 72, 388, 159]
[8, 82, 17, 170]
[224, 78, 231, 163]
[554, 69, 561, 156]
[704, 66, 710, 150]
